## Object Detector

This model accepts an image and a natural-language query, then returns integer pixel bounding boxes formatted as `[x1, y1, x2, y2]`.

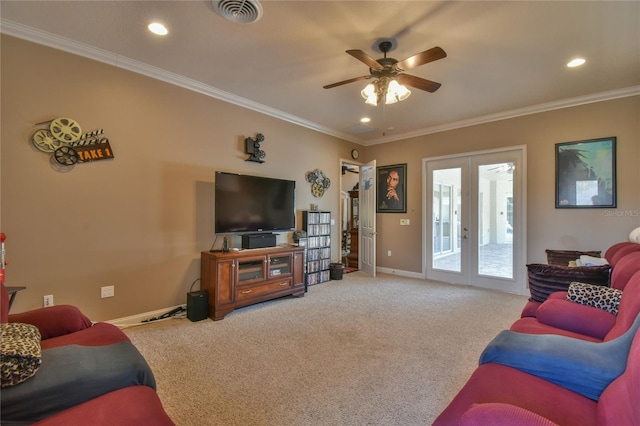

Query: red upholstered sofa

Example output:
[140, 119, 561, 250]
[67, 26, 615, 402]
[1, 282, 174, 425]
[433, 325, 640, 425]
[434, 247, 640, 425]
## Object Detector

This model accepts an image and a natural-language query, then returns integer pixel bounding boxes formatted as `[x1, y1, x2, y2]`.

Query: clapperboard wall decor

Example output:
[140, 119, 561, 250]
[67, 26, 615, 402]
[31, 117, 114, 168]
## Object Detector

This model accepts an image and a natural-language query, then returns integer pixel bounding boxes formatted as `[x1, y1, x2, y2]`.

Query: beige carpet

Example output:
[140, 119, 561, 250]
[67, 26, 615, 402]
[124, 272, 528, 425]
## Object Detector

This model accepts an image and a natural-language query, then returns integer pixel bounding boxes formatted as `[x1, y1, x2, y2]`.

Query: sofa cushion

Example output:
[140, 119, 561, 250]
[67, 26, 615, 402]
[610, 243, 640, 266]
[597, 328, 640, 425]
[8, 305, 93, 340]
[527, 263, 611, 303]
[1, 341, 156, 424]
[480, 314, 640, 400]
[609, 251, 640, 290]
[567, 282, 622, 315]
[32, 386, 175, 426]
[535, 299, 616, 340]
[1, 323, 42, 388]
[460, 403, 558, 426]
[605, 270, 640, 341]
[432, 363, 598, 426]
[40, 322, 130, 350]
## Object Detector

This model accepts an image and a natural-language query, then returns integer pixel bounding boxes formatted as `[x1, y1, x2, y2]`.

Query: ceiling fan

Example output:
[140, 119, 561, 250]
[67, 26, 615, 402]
[323, 41, 447, 105]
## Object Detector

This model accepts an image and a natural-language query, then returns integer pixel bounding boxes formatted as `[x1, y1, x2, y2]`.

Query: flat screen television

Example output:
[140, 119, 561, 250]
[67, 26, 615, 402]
[215, 171, 296, 234]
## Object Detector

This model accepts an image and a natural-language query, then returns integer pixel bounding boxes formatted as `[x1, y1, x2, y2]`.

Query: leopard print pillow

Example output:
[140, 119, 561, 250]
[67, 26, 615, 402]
[0, 323, 42, 388]
[567, 282, 623, 315]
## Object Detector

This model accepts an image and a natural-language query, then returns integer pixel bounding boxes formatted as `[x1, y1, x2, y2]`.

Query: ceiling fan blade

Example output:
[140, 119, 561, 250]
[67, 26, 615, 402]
[346, 50, 383, 70]
[323, 75, 370, 89]
[397, 74, 442, 93]
[395, 46, 446, 71]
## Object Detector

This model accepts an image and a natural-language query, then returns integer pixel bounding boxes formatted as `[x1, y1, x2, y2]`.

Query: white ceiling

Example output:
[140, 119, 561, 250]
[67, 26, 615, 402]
[1, 1, 639, 146]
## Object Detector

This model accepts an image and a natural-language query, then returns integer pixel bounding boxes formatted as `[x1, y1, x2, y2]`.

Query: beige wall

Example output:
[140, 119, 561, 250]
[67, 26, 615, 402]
[1, 36, 356, 320]
[367, 97, 640, 272]
[2, 35, 639, 320]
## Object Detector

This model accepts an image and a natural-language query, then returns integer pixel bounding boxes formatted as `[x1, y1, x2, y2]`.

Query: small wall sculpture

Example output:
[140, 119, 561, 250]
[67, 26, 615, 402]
[306, 169, 331, 198]
[245, 133, 266, 163]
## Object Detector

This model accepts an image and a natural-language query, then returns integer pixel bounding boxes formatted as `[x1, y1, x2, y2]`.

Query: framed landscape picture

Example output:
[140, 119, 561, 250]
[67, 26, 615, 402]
[555, 137, 616, 208]
[377, 164, 407, 213]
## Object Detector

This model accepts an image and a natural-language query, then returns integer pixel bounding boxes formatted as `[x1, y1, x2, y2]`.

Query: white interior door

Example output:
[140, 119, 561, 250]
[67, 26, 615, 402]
[425, 148, 526, 294]
[360, 160, 376, 276]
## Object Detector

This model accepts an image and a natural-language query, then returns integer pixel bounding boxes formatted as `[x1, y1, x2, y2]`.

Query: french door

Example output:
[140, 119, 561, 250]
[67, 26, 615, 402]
[424, 148, 526, 294]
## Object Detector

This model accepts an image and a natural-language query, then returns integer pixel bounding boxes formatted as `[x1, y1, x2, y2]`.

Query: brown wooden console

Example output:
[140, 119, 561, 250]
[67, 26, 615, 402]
[201, 245, 305, 320]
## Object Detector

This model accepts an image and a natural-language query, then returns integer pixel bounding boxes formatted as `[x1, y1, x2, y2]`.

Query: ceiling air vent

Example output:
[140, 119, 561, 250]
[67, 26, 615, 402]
[213, 0, 263, 24]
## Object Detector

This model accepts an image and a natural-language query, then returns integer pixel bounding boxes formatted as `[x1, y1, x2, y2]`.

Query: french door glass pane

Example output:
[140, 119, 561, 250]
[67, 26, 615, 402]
[477, 163, 513, 278]
[432, 168, 461, 272]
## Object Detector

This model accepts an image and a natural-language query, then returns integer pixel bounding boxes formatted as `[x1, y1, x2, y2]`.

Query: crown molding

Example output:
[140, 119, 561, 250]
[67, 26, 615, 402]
[0, 19, 362, 144]
[366, 85, 640, 146]
[2, 19, 636, 146]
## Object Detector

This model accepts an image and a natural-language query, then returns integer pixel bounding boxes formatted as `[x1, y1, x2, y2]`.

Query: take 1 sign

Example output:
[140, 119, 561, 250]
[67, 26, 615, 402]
[31, 117, 115, 168]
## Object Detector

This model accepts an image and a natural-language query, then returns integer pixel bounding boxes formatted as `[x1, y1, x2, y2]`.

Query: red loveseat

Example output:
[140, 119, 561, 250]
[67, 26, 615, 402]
[1, 282, 174, 425]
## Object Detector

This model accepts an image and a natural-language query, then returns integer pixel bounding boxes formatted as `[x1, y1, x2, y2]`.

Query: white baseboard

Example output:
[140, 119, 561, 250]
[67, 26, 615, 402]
[105, 304, 187, 328]
[376, 267, 424, 279]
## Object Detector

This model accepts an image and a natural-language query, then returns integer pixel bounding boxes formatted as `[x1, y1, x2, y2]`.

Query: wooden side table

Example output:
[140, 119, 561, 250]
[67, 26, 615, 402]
[6, 286, 26, 310]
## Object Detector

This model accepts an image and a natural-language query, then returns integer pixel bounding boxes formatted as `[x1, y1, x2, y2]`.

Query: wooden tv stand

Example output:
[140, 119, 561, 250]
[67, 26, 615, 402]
[200, 245, 305, 320]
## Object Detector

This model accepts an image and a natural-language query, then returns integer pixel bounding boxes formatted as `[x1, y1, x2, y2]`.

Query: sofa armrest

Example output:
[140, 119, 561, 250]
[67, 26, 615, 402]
[535, 298, 616, 340]
[461, 403, 558, 426]
[8, 305, 93, 340]
[547, 291, 568, 301]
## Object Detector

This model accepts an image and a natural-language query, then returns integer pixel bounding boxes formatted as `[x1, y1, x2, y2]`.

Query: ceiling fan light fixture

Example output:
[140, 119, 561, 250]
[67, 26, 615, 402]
[386, 80, 411, 104]
[361, 83, 378, 106]
[361, 79, 410, 106]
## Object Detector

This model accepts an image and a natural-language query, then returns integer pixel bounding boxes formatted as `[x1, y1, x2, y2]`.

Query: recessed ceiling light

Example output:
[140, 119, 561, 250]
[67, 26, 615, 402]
[148, 23, 168, 36]
[567, 58, 586, 68]
[360, 117, 371, 123]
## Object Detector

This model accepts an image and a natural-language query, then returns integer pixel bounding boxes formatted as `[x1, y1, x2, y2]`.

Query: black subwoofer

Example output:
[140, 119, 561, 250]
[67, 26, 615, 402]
[187, 291, 209, 322]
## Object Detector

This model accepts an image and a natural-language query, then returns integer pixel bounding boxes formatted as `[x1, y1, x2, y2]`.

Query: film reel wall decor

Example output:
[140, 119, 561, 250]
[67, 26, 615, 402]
[31, 117, 115, 167]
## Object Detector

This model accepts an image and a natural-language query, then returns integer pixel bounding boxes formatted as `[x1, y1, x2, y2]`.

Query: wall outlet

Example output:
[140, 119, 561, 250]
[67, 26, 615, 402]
[101, 285, 115, 298]
[388, 250, 392, 256]
[43, 294, 54, 307]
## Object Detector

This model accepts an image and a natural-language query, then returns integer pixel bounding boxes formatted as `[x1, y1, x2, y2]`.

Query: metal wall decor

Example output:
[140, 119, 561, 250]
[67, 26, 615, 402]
[31, 117, 114, 169]
[305, 169, 330, 198]
[245, 133, 266, 163]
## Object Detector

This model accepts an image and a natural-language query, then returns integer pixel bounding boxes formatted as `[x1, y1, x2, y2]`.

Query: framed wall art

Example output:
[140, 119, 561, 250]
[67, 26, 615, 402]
[377, 164, 407, 213]
[555, 137, 616, 208]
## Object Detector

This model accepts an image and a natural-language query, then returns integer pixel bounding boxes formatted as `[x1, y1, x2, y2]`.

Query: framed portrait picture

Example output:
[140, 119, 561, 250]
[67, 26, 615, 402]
[555, 137, 616, 208]
[377, 164, 407, 213]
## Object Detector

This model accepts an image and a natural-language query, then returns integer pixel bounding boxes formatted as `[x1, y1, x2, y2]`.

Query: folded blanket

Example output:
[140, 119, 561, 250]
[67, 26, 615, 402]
[1, 341, 156, 425]
[576, 255, 609, 266]
[479, 314, 640, 400]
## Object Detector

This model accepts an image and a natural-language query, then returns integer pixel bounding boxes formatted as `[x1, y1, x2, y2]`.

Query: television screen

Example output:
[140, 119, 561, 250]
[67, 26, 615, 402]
[215, 171, 296, 234]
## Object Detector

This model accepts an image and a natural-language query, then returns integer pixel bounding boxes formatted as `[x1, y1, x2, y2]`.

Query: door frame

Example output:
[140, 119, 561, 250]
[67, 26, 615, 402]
[422, 146, 528, 295]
